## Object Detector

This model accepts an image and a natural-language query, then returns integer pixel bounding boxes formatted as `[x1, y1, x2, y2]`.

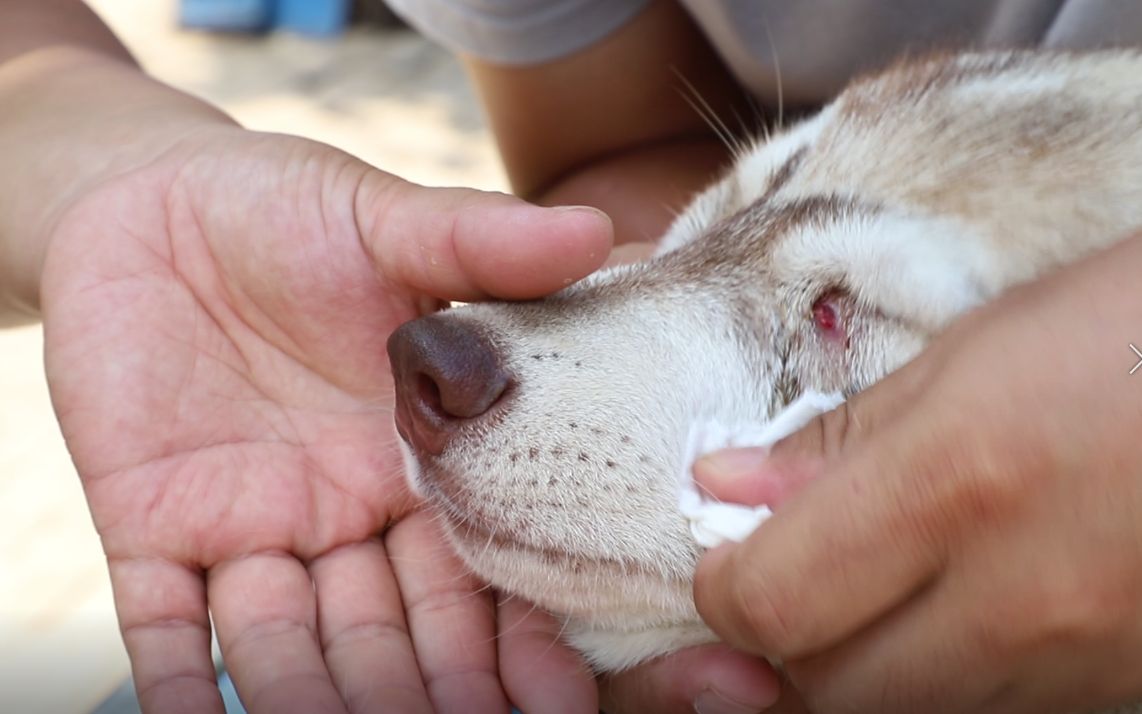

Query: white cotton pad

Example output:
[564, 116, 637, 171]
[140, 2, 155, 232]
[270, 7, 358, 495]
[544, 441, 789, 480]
[678, 391, 845, 548]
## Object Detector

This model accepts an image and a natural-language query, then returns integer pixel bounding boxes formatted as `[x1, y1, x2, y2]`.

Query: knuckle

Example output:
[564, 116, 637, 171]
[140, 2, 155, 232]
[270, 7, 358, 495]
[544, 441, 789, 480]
[788, 666, 864, 714]
[977, 566, 1127, 661]
[408, 585, 486, 621]
[926, 410, 1048, 535]
[789, 653, 938, 714]
[223, 615, 317, 658]
[769, 421, 823, 461]
[727, 561, 804, 656]
[885, 433, 1025, 557]
[1026, 574, 1125, 649]
[598, 669, 658, 714]
[950, 451, 1028, 527]
[821, 400, 856, 458]
[769, 400, 861, 463]
[320, 619, 409, 653]
[134, 671, 220, 706]
[770, 406, 842, 462]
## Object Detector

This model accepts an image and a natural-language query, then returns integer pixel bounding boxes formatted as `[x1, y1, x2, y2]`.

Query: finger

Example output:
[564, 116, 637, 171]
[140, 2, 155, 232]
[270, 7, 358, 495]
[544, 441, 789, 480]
[387, 511, 511, 713]
[693, 446, 824, 509]
[766, 339, 937, 463]
[309, 539, 433, 714]
[209, 553, 346, 714]
[785, 576, 1004, 714]
[760, 684, 814, 714]
[109, 557, 224, 714]
[599, 644, 781, 714]
[496, 597, 597, 714]
[694, 409, 950, 661]
[788, 543, 1118, 714]
[358, 174, 614, 301]
[693, 361, 928, 507]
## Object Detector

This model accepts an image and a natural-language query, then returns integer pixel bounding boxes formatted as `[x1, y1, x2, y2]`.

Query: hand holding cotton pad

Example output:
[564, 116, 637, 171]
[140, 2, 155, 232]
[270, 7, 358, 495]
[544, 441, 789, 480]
[678, 391, 845, 548]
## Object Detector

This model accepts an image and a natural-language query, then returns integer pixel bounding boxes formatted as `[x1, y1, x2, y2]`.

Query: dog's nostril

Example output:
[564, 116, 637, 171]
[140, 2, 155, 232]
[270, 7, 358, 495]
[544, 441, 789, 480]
[416, 373, 445, 416]
[387, 315, 511, 454]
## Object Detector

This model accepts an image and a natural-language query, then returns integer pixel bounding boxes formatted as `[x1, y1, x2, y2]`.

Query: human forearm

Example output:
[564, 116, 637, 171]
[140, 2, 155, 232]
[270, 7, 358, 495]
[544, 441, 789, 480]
[0, 2, 236, 324]
[460, 0, 750, 249]
[0, 0, 135, 66]
[532, 136, 731, 245]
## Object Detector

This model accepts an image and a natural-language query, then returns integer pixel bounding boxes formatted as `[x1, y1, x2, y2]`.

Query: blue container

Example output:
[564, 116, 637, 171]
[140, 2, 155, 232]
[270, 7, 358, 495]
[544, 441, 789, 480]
[178, 0, 274, 32]
[275, 0, 352, 37]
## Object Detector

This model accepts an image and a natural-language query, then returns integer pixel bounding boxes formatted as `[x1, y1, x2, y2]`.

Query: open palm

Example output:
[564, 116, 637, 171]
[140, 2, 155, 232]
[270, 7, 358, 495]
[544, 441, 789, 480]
[38, 128, 609, 714]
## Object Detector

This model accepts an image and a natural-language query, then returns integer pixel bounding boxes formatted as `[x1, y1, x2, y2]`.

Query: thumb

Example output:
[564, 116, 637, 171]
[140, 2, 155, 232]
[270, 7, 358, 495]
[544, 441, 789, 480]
[356, 171, 614, 301]
[692, 364, 929, 509]
[693, 446, 824, 510]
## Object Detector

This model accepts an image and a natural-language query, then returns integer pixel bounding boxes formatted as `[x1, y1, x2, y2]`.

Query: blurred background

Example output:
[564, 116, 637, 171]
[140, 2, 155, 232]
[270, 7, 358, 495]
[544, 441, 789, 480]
[0, 1, 505, 711]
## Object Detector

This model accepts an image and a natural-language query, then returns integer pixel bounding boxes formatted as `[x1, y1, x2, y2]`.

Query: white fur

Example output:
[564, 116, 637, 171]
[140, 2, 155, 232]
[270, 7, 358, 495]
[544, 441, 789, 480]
[775, 210, 998, 332]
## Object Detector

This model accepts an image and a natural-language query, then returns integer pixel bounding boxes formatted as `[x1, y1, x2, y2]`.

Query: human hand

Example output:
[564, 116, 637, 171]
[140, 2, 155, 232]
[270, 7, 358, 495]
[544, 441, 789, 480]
[693, 235, 1142, 714]
[594, 645, 781, 714]
[38, 125, 612, 714]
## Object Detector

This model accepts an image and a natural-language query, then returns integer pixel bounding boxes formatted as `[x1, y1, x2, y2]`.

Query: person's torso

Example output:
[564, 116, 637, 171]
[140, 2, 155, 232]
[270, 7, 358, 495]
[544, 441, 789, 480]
[679, 0, 1142, 109]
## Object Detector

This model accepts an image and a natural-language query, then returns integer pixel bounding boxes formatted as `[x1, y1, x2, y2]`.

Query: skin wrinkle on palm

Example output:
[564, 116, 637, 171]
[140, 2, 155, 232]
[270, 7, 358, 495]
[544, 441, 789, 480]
[0, 2, 505, 711]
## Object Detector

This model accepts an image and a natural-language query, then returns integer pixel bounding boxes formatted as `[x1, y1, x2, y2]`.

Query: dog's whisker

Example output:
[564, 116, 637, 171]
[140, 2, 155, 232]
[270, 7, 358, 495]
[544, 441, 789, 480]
[527, 608, 572, 665]
[672, 67, 745, 156]
[678, 90, 738, 155]
[759, 17, 785, 130]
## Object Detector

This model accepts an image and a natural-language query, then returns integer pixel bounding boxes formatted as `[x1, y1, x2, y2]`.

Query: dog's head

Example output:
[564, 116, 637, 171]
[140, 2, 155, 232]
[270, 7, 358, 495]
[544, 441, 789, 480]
[385, 148, 967, 670]
[388, 50, 1142, 669]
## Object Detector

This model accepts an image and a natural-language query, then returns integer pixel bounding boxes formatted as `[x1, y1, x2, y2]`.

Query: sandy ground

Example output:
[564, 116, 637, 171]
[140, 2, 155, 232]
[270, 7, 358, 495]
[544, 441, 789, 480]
[0, 2, 502, 711]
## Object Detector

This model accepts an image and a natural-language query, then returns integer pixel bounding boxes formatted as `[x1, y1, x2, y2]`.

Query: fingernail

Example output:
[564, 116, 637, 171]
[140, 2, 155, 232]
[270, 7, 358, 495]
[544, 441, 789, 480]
[693, 688, 764, 714]
[552, 204, 610, 220]
[694, 447, 769, 480]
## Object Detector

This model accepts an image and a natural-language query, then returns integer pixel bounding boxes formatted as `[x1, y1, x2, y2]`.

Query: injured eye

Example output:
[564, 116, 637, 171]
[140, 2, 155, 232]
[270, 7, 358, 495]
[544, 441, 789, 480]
[811, 290, 847, 343]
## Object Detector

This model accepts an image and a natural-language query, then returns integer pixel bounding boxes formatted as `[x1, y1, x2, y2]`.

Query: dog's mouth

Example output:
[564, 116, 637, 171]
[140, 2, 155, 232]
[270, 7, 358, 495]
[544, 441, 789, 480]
[399, 444, 697, 588]
[413, 468, 699, 623]
[389, 357, 709, 623]
[416, 468, 634, 570]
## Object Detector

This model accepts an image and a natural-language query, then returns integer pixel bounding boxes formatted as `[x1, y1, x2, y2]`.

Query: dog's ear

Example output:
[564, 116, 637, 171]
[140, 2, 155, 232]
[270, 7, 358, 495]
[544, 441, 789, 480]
[776, 208, 999, 335]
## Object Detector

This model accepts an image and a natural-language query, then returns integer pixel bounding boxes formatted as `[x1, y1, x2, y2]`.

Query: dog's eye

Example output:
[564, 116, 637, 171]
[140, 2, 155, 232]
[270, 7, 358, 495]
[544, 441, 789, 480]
[812, 298, 838, 331]
[811, 290, 847, 342]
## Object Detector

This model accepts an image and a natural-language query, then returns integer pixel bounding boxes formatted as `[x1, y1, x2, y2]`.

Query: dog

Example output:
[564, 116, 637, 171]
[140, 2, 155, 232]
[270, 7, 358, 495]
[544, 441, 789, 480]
[387, 49, 1142, 709]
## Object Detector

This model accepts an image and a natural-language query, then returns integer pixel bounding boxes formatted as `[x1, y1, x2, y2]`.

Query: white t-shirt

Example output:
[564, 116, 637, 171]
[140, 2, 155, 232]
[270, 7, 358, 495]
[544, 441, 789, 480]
[385, 0, 1142, 107]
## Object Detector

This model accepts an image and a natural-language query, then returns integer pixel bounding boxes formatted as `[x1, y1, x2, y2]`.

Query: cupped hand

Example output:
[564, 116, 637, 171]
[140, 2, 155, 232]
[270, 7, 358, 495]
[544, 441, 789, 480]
[38, 125, 612, 714]
[693, 235, 1142, 713]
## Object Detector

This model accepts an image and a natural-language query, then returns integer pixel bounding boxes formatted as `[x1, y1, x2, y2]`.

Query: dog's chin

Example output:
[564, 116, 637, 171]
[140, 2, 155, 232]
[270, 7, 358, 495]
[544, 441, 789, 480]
[432, 508, 697, 625]
[440, 526, 718, 671]
[397, 428, 711, 667]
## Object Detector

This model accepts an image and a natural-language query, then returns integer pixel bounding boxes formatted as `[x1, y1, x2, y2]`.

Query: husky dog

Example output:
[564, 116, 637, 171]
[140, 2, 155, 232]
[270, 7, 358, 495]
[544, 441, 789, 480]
[387, 50, 1142, 706]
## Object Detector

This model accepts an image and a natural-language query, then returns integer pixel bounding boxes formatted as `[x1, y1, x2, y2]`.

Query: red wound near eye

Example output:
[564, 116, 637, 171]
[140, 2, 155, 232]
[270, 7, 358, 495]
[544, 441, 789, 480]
[812, 297, 839, 333]
[811, 291, 849, 345]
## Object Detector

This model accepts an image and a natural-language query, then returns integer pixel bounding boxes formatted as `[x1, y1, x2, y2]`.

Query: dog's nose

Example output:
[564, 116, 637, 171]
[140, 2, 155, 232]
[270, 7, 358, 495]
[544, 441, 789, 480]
[387, 315, 511, 455]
